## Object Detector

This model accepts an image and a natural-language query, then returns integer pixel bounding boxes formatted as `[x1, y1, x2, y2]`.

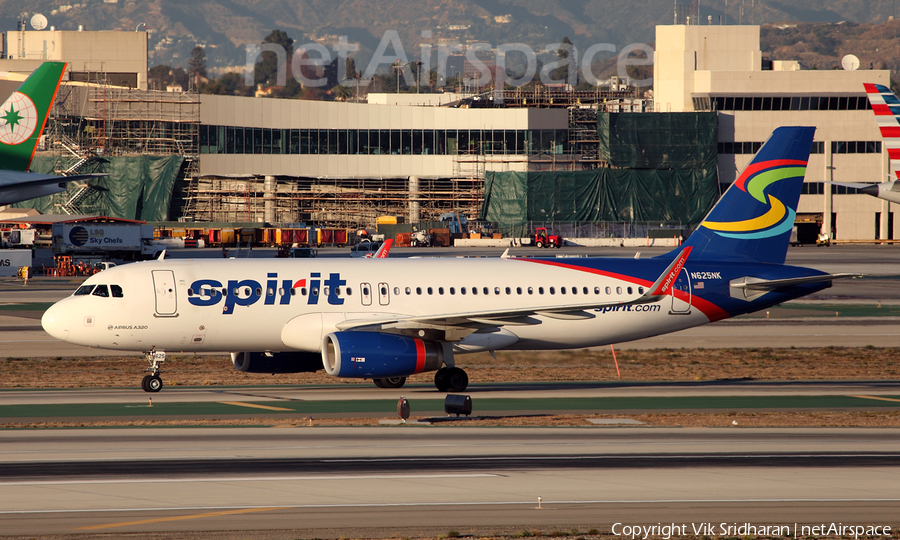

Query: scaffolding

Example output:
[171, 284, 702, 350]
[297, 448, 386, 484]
[37, 81, 200, 216]
[180, 175, 484, 228]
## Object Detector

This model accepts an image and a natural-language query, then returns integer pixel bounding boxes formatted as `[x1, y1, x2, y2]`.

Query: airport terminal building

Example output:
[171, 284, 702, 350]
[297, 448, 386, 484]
[1, 23, 896, 241]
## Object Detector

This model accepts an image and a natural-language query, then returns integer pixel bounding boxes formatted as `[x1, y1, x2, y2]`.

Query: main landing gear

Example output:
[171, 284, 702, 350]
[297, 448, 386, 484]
[370, 367, 469, 392]
[141, 349, 166, 393]
[373, 376, 407, 389]
[434, 367, 468, 392]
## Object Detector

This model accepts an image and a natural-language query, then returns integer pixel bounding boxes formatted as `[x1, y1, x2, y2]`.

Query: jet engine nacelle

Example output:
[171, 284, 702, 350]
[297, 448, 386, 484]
[231, 351, 323, 374]
[322, 331, 446, 379]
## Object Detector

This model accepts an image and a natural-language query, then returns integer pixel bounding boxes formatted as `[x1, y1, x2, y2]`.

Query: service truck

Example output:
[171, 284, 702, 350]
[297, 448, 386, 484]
[51, 223, 163, 261]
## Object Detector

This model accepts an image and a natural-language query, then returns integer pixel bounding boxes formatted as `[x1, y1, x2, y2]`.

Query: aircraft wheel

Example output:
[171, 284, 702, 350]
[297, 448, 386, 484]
[146, 375, 163, 393]
[372, 379, 385, 388]
[446, 367, 468, 392]
[535, 240, 544, 248]
[434, 367, 449, 392]
[377, 376, 406, 389]
[141, 375, 152, 392]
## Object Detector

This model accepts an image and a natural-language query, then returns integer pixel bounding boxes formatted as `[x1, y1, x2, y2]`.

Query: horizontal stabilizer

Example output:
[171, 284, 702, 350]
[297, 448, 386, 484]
[732, 273, 862, 291]
[730, 273, 861, 300]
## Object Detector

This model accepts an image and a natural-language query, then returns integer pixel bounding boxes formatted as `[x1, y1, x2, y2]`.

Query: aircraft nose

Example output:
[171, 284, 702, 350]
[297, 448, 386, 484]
[41, 302, 70, 342]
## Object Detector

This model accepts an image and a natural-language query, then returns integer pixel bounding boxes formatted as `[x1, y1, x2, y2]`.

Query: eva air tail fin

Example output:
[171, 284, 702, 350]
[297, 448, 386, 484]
[677, 126, 815, 264]
[0, 61, 67, 172]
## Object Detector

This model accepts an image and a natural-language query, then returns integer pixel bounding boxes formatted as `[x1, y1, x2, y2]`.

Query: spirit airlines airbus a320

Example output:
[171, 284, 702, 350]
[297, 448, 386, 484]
[42, 127, 858, 393]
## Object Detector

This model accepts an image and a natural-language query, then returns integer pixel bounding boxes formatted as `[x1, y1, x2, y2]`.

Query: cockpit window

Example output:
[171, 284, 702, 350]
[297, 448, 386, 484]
[74, 285, 95, 296]
[92, 285, 110, 297]
[110, 285, 124, 298]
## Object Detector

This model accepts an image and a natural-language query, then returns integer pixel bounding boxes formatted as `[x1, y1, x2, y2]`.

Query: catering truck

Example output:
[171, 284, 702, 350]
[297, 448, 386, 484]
[51, 223, 162, 261]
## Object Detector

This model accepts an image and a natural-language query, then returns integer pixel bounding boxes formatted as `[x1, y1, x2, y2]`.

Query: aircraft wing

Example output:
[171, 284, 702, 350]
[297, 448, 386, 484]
[335, 247, 693, 338]
[0, 172, 105, 206]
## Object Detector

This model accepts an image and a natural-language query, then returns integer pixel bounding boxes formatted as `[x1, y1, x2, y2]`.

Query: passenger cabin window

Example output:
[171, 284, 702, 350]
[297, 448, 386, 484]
[627, 287, 633, 295]
[111, 285, 124, 298]
[616, 287, 623, 294]
[75, 285, 95, 296]
[483, 287, 489, 295]
[549, 287, 556, 295]
[92, 285, 109, 297]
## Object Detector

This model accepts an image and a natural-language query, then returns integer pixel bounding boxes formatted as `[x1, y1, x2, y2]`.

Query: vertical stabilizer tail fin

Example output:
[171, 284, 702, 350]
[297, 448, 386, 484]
[864, 83, 900, 181]
[0, 61, 67, 172]
[678, 126, 815, 264]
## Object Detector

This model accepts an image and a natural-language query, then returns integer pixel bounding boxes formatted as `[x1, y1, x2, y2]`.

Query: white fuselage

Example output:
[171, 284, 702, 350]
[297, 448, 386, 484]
[41, 257, 710, 355]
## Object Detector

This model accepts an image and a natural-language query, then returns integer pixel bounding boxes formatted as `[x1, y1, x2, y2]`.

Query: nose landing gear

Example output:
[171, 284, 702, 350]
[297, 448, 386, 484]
[141, 349, 166, 393]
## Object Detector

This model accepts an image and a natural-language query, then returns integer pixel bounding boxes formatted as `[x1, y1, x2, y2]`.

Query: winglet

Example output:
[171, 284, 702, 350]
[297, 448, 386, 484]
[500, 248, 510, 259]
[647, 246, 692, 297]
[375, 238, 393, 258]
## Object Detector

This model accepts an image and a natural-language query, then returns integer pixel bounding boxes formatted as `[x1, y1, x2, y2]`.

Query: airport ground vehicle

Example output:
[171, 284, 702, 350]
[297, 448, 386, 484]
[534, 227, 563, 248]
[51, 223, 162, 261]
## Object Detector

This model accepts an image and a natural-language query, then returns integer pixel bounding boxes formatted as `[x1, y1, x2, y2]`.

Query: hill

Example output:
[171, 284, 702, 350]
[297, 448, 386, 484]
[0, 0, 898, 77]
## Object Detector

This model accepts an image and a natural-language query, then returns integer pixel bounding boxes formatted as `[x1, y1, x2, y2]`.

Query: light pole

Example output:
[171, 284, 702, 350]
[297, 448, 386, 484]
[392, 61, 407, 93]
[415, 61, 423, 93]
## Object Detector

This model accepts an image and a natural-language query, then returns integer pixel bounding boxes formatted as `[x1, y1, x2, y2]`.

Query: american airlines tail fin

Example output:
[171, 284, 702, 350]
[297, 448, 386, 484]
[678, 126, 815, 264]
[0, 61, 67, 172]
[864, 83, 900, 180]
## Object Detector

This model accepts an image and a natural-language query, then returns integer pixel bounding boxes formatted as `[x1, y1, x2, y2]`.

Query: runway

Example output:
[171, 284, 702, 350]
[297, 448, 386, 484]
[0, 427, 898, 537]
[2, 247, 900, 538]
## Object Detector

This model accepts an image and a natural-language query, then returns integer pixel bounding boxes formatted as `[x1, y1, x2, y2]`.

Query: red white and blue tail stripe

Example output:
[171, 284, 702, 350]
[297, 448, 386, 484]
[864, 83, 900, 180]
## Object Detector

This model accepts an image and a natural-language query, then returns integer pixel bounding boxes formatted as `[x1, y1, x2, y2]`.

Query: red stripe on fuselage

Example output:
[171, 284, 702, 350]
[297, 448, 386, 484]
[516, 258, 731, 322]
[414, 338, 426, 373]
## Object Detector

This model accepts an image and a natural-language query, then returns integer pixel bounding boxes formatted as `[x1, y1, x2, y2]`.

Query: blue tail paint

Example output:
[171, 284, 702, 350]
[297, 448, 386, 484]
[676, 126, 815, 264]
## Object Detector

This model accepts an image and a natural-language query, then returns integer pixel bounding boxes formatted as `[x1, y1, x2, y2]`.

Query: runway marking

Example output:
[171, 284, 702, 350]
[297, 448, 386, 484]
[75, 506, 287, 530]
[850, 395, 900, 403]
[0, 473, 500, 486]
[3, 498, 899, 517]
[218, 401, 292, 411]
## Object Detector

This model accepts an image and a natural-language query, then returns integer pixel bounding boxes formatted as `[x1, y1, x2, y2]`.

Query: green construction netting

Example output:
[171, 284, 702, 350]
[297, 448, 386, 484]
[598, 112, 718, 169]
[14, 155, 185, 221]
[480, 168, 719, 237]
